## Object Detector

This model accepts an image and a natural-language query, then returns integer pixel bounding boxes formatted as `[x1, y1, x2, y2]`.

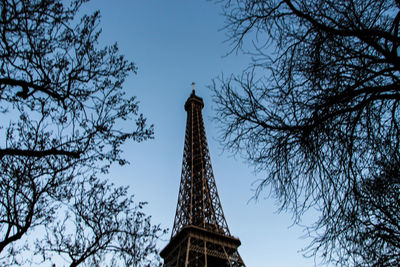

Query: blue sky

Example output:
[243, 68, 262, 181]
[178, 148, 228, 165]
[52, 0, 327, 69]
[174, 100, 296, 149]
[83, 1, 318, 266]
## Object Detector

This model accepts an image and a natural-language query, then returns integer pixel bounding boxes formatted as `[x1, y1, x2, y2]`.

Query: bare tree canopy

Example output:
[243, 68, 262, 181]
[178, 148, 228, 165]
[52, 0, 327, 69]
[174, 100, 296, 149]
[0, 0, 163, 265]
[212, 0, 400, 265]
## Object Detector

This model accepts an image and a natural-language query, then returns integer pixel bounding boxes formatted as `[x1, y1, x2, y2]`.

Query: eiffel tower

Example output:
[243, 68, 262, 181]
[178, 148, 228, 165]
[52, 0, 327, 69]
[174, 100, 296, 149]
[160, 86, 245, 267]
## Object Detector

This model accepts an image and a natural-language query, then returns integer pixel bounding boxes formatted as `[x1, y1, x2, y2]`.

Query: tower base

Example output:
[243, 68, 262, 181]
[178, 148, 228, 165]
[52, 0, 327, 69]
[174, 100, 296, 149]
[161, 226, 245, 267]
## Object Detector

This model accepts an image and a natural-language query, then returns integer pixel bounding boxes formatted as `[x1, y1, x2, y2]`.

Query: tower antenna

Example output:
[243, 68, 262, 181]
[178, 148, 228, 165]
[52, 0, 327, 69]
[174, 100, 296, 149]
[191, 82, 195, 93]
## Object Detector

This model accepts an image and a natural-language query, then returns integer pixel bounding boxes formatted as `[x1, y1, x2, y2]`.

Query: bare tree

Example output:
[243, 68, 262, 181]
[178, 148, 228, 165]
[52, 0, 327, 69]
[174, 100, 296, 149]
[36, 176, 165, 267]
[318, 151, 400, 266]
[212, 0, 400, 265]
[0, 0, 162, 265]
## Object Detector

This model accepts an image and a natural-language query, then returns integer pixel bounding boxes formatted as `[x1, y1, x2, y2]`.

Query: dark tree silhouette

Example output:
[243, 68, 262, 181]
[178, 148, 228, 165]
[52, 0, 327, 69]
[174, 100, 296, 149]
[212, 0, 400, 265]
[0, 0, 162, 265]
[318, 152, 400, 266]
[36, 176, 165, 267]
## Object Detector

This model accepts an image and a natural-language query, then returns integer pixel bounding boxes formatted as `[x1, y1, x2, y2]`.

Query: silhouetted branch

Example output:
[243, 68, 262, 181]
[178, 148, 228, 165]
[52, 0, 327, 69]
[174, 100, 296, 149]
[0, 148, 81, 158]
[0, 78, 64, 102]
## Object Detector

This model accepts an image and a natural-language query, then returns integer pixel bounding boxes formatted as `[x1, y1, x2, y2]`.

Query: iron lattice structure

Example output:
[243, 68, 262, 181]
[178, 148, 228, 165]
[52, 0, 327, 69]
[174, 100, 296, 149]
[160, 90, 245, 267]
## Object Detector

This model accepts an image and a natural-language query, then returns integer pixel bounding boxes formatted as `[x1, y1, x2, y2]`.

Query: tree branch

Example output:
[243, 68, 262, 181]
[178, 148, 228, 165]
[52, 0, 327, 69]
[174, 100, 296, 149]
[0, 148, 81, 158]
[0, 78, 64, 102]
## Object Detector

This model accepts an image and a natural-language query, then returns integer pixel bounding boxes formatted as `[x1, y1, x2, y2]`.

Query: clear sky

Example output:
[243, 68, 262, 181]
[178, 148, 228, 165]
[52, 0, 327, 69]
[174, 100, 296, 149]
[82, 1, 318, 266]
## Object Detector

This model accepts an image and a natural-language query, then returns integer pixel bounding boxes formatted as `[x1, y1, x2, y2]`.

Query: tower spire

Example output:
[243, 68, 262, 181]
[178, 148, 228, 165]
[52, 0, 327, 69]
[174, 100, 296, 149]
[160, 87, 245, 267]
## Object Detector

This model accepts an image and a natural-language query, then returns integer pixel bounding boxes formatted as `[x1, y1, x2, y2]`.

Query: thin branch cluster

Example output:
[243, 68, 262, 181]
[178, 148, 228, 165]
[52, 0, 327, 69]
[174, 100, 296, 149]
[213, 0, 400, 265]
[0, 0, 163, 266]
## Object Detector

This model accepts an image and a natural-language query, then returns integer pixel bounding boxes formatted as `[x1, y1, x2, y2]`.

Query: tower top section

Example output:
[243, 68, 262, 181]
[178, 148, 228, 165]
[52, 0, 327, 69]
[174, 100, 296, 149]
[172, 88, 229, 237]
[184, 88, 204, 111]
